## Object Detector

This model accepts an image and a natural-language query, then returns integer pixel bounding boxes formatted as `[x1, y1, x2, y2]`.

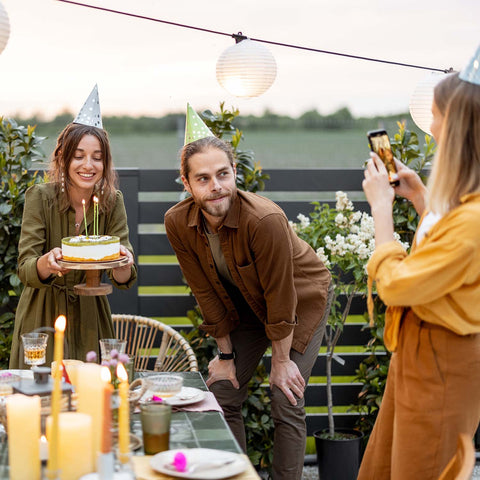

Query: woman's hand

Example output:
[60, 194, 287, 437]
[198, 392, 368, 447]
[112, 245, 134, 284]
[393, 159, 428, 216]
[38, 247, 70, 280]
[363, 153, 396, 246]
[363, 153, 395, 210]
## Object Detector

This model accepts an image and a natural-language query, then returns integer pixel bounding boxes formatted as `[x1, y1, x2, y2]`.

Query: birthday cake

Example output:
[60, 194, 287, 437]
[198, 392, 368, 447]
[61, 235, 120, 262]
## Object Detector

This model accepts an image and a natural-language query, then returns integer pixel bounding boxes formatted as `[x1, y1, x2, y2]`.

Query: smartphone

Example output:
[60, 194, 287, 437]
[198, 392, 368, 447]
[367, 129, 400, 186]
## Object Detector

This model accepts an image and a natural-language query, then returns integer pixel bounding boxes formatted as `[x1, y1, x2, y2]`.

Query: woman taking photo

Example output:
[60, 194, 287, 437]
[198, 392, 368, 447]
[358, 50, 480, 479]
[10, 87, 137, 368]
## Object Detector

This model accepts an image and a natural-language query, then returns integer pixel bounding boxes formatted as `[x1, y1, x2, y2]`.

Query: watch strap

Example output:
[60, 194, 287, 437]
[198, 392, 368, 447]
[218, 349, 235, 360]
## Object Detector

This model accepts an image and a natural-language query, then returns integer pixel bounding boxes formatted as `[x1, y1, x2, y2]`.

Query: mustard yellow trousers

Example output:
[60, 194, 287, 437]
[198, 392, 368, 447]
[358, 310, 480, 480]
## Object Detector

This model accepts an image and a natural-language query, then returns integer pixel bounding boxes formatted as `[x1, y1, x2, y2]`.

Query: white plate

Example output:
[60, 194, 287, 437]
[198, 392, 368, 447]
[150, 448, 247, 479]
[141, 387, 206, 407]
[164, 387, 206, 407]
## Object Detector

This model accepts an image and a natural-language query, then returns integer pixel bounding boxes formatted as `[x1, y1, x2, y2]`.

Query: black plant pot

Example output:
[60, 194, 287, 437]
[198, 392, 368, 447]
[314, 428, 364, 480]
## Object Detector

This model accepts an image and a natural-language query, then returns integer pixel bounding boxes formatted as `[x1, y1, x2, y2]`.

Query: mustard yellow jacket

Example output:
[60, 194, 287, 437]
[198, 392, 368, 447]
[367, 193, 480, 352]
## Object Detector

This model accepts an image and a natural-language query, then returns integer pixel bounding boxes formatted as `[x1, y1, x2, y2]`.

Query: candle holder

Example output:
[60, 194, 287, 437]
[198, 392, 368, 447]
[11, 367, 74, 428]
[57, 257, 128, 296]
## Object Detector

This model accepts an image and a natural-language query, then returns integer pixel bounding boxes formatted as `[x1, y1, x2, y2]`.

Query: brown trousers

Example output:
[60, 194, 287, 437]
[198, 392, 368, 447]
[209, 289, 331, 480]
[357, 310, 480, 480]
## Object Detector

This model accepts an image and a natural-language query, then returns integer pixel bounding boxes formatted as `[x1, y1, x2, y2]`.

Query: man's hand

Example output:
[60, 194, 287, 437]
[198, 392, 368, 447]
[206, 355, 240, 389]
[269, 358, 305, 406]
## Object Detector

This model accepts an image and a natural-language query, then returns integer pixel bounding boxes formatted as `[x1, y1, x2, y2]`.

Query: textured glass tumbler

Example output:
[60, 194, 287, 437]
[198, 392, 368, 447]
[21, 332, 48, 366]
[99, 338, 127, 362]
[140, 402, 172, 455]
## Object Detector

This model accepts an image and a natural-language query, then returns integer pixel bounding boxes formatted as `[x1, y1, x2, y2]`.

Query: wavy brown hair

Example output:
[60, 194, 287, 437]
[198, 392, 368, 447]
[48, 123, 118, 213]
[428, 73, 480, 214]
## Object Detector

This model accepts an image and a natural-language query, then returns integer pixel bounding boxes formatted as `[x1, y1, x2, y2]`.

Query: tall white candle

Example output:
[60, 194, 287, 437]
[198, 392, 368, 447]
[46, 412, 93, 480]
[6, 394, 41, 480]
[76, 363, 104, 465]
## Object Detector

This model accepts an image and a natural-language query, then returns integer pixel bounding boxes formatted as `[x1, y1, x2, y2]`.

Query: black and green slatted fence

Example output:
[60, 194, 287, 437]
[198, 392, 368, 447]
[109, 168, 376, 436]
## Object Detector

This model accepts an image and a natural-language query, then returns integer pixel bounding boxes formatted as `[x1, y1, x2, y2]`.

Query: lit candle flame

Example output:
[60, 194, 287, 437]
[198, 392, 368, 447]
[93, 196, 99, 237]
[55, 315, 66, 333]
[100, 366, 111, 383]
[116, 363, 128, 382]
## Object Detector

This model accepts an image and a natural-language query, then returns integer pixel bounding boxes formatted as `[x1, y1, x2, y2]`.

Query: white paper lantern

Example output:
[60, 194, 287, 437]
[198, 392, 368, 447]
[409, 71, 448, 134]
[216, 38, 277, 98]
[0, 1, 9, 55]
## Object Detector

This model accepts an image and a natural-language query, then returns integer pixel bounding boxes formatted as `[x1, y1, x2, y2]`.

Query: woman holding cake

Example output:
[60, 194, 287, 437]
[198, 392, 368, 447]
[10, 86, 137, 368]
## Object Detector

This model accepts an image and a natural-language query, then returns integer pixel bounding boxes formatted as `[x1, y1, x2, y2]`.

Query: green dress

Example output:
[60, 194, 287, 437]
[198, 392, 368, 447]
[10, 183, 138, 368]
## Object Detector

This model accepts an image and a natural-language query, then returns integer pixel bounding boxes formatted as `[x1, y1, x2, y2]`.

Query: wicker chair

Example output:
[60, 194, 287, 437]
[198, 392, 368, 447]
[111, 314, 198, 372]
[438, 434, 475, 480]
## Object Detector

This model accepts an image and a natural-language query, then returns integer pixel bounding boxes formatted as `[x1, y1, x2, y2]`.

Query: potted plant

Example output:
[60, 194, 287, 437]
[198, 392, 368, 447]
[291, 191, 408, 480]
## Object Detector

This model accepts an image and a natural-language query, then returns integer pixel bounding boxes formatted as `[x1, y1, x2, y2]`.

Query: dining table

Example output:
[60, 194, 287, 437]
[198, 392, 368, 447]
[0, 369, 261, 479]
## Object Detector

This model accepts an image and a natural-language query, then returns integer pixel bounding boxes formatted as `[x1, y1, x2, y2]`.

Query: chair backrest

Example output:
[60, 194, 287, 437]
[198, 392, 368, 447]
[112, 314, 198, 372]
[438, 434, 475, 480]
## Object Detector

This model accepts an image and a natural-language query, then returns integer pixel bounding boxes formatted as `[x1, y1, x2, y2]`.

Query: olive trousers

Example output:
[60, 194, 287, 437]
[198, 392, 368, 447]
[209, 306, 329, 480]
[357, 309, 480, 480]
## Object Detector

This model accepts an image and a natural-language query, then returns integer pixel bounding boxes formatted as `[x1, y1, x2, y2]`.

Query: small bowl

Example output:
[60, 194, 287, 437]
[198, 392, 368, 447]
[145, 374, 183, 399]
[0, 372, 20, 396]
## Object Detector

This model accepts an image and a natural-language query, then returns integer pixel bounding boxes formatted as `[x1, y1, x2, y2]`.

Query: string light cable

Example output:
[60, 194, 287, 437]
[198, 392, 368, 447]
[56, 0, 452, 74]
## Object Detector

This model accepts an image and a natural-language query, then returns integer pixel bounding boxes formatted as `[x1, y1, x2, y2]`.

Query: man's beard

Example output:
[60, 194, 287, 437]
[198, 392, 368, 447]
[197, 189, 237, 219]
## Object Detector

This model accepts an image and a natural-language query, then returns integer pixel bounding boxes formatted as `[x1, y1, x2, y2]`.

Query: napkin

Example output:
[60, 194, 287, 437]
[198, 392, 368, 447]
[171, 392, 223, 413]
[132, 454, 261, 480]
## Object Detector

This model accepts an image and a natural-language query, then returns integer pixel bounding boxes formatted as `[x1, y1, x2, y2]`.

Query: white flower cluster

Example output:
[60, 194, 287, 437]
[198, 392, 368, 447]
[295, 191, 409, 272]
[335, 191, 353, 212]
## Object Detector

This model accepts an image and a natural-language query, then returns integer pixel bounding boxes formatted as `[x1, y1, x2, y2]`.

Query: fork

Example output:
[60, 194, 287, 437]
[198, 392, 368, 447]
[165, 458, 236, 473]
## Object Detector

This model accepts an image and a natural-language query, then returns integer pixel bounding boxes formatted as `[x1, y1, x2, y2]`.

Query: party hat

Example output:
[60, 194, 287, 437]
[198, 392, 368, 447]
[73, 84, 103, 128]
[184, 103, 214, 145]
[459, 44, 480, 85]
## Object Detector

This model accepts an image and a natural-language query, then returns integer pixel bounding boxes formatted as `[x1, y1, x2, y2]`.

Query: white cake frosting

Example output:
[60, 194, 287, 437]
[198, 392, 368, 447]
[61, 235, 120, 262]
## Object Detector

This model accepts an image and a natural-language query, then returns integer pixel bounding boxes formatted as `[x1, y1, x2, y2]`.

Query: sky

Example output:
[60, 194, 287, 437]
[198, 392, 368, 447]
[0, 0, 479, 120]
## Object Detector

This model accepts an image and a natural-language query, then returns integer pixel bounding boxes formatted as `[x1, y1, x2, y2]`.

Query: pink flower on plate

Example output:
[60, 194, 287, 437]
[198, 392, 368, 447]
[172, 452, 187, 472]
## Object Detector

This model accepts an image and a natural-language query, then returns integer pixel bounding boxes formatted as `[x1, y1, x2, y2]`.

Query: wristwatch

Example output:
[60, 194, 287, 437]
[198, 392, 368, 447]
[218, 349, 235, 360]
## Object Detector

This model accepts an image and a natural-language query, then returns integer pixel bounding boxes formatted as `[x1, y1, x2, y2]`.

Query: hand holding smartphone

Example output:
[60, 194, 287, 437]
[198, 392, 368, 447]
[367, 129, 400, 186]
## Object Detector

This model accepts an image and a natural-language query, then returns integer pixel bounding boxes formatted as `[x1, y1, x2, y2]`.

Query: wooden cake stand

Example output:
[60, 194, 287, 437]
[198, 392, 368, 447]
[57, 257, 129, 296]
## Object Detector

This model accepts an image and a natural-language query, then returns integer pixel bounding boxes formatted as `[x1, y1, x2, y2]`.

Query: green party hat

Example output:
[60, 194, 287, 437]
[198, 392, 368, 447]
[184, 103, 214, 145]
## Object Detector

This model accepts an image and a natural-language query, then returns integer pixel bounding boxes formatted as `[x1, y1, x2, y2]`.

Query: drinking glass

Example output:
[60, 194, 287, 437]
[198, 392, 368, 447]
[21, 332, 48, 367]
[99, 338, 127, 362]
[140, 402, 172, 455]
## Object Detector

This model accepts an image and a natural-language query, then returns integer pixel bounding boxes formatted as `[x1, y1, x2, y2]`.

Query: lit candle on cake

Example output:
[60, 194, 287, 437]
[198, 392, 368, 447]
[82, 198, 88, 237]
[93, 196, 99, 237]
[47, 315, 66, 477]
[117, 362, 130, 464]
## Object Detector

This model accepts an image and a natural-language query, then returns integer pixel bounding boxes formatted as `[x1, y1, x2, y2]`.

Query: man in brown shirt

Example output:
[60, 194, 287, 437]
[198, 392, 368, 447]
[165, 136, 331, 480]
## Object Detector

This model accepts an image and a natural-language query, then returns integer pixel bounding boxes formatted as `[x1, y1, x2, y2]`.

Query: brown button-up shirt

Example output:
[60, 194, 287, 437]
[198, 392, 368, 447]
[165, 190, 330, 354]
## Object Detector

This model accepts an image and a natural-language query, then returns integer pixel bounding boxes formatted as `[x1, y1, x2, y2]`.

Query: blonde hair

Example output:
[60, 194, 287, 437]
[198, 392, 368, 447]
[428, 73, 480, 214]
